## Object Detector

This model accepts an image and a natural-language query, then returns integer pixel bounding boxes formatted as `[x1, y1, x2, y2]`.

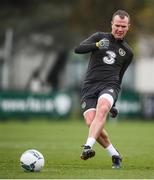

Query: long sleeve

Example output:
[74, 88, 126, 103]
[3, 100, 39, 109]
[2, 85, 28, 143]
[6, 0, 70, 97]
[119, 53, 133, 84]
[74, 32, 100, 54]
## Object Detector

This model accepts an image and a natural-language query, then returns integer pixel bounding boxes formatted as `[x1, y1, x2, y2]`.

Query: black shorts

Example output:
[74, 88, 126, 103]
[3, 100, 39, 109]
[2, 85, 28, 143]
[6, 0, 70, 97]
[81, 82, 120, 113]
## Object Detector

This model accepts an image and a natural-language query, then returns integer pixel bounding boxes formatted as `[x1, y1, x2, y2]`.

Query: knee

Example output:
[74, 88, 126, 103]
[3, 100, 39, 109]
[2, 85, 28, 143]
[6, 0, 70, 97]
[85, 118, 92, 127]
[100, 105, 109, 114]
[97, 105, 109, 118]
[84, 110, 95, 127]
[96, 98, 111, 117]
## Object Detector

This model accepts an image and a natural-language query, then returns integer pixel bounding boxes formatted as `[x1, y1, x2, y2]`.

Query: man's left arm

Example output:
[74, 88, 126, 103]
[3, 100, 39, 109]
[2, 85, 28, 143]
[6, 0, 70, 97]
[119, 53, 133, 84]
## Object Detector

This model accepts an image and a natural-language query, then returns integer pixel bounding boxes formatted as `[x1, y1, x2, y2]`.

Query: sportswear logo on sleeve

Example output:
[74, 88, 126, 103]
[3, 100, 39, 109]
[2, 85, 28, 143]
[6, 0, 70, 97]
[119, 48, 126, 56]
[108, 89, 114, 93]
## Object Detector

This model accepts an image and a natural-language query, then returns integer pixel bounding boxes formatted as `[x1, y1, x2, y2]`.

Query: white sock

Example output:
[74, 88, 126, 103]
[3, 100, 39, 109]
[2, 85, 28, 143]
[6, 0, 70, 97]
[106, 144, 119, 157]
[85, 137, 96, 148]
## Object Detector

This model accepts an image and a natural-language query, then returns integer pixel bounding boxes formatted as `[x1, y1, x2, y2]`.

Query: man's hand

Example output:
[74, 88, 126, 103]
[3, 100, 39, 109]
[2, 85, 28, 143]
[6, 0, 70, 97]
[96, 39, 109, 49]
[96, 39, 104, 49]
[109, 106, 119, 118]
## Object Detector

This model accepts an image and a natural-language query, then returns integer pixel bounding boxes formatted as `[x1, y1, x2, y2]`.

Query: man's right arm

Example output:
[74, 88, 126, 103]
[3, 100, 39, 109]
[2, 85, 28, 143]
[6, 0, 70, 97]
[74, 32, 100, 54]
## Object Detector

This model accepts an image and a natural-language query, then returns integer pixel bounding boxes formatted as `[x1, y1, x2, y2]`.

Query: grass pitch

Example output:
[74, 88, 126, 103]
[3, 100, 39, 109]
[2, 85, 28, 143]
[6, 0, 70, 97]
[0, 118, 154, 179]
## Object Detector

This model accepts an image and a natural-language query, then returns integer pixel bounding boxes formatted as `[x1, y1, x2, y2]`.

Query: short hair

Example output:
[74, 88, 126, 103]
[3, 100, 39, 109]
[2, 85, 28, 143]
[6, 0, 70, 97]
[112, 10, 130, 22]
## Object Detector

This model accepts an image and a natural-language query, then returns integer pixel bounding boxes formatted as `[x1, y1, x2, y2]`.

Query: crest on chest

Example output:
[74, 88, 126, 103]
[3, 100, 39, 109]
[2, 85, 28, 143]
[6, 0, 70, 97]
[119, 48, 126, 56]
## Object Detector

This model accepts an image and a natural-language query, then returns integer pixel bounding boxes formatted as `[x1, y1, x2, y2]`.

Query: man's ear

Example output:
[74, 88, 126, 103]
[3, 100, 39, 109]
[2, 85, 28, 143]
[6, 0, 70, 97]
[128, 23, 131, 29]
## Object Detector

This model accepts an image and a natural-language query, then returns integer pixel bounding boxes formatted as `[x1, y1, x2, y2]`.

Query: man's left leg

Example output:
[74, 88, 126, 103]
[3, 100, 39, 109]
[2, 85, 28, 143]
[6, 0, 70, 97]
[97, 129, 122, 168]
[81, 95, 122, 168]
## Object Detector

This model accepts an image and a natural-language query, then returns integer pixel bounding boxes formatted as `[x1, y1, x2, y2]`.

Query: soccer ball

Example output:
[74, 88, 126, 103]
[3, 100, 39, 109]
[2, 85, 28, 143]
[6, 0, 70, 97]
[20, 149, 45, 172]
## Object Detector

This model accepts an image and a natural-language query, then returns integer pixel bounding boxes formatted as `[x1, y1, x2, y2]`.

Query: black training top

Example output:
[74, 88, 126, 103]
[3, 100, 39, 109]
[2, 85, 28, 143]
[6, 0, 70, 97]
[74, 32, 133, 91]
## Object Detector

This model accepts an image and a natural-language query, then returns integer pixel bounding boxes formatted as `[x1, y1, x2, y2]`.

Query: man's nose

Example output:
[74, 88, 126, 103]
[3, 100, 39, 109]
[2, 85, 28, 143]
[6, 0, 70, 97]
[118, 26, 123, 31]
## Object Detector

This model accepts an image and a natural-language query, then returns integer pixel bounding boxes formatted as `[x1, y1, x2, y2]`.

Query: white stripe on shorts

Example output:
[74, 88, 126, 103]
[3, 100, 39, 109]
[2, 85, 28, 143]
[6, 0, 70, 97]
[83, 108, 96, 117]
[98, 93, 114, 107]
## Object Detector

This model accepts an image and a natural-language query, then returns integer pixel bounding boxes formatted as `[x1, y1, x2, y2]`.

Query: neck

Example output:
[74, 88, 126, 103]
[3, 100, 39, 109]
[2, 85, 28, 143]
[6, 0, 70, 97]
[110, 33, 124, 42]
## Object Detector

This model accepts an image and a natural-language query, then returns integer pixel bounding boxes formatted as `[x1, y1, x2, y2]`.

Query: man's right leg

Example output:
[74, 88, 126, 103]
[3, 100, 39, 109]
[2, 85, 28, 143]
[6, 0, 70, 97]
[110, 106, 119, 118]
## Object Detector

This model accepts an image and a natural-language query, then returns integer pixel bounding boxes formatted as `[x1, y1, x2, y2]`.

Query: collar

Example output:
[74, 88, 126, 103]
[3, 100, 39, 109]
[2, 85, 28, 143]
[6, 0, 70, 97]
[110, 33, 124, 43]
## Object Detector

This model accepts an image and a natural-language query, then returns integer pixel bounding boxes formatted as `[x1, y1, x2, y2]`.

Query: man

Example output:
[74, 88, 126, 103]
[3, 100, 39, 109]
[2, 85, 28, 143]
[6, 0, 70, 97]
[74, 10, 133, 168]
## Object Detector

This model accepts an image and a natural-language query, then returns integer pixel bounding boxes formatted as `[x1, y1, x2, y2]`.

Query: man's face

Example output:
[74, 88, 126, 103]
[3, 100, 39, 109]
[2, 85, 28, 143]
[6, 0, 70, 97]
[111, 15, 130, 40]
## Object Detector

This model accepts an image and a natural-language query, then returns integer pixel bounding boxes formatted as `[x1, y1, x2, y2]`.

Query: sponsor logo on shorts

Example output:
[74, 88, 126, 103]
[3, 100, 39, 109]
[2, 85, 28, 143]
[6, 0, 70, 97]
[81, 101, 86, 109]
